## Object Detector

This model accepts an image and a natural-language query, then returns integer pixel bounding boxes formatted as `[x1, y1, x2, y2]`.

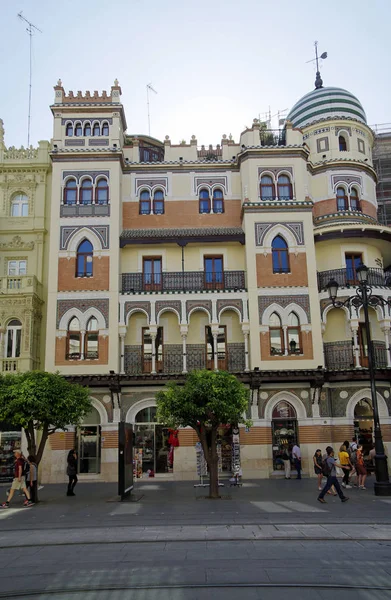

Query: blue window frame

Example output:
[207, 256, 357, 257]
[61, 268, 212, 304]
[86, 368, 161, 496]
[199, 189, 211, 213]
[272, 236, 290, 273]
[76, 240, 93, 277]
[153, 190, 164, 214]
[212, 189, 224, 213]
[140, 191, 151, 214]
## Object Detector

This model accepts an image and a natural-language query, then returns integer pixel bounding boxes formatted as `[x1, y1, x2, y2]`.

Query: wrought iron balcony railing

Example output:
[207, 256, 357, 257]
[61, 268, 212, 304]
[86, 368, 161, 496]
[318, 267, 391, 292]
[121, 271, 246, 293]
[124, 344, 246, 375]
[323, 341, 388, 370]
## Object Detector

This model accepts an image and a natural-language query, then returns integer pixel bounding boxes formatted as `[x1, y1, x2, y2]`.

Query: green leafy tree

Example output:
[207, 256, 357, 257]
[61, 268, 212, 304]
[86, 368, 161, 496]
[0, 371, 91, 465]
[156, 370, 250, 498]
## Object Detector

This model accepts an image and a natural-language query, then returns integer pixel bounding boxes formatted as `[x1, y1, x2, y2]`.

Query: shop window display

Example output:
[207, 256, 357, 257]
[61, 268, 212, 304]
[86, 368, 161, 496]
[271, 401, 298, 470]
[0, 425, 22, 482]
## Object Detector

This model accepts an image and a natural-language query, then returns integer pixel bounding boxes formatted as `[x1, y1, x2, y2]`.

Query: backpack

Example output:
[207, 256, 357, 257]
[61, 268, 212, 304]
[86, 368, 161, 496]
[22, 459, 30, 479]
[350, 450, 357, 465]
[322, 457, 331, 477]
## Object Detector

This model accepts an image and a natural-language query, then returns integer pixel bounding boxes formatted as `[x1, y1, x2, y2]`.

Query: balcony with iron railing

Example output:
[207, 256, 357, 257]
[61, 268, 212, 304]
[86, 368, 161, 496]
[121, 271, 246, 294]
[259, 129, 286, 147]
[124, 344, 246, 375]
[318, 268, 391, 292]
[323, 341, 388, 370]
[0, 275, 43, 296]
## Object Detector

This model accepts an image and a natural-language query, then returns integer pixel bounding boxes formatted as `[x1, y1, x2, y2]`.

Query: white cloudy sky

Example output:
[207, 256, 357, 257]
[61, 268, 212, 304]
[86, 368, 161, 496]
[1, 0, 390, 148]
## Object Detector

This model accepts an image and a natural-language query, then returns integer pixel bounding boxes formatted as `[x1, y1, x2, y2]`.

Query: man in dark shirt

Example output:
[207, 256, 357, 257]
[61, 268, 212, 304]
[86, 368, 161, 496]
[318, 446, 349, 503]
[1, 450, 34, 508]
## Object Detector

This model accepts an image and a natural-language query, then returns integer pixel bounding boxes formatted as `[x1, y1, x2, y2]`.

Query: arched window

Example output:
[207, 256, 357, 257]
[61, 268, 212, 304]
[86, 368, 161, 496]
[74, 122, 82, 137]
[140, 190, 151, 215]
[95, 178, 109, 205]
[350, 187, 361, 211]
[92, 123, 100, 136]
[84, 122, 91, 136]
[272, 236, 290, 273]
[212, 189, 224, 213]
[153, 190, 164, 215]
[269, 313, 283, 355]
[85, 317, 99, 359]
[277, 174, 293, 200]
[11, 193, 29, 217]
[199, 189, 211, 213]
[76, 239, 93, 277]
[260, 175, 275, 200]
[287, 312, 301, 354]
[63, 179, 77, 205]
[80, 179, 93, 205]
[66, 123, 73, 137]
[339, 135, 348, 151]
[336, 187, 348, 211]
[101, 122, 109, 136]
[6, 320, 22, 358]
[67, 317, 81, 359]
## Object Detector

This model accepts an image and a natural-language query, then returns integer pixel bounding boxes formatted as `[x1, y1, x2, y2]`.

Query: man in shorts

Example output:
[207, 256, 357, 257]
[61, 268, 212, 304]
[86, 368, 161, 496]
[1, 450, 34, 508]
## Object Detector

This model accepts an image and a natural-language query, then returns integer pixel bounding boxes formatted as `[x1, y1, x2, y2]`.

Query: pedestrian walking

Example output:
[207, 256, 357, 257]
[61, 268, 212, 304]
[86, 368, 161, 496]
[292, 443, 302, 479]
[313, 449, 323, 490]
[66, 449, 78, 497]
[356, 444, 368, 489]
[318, 446, 349, 503]
[281, 445, 291, 479]
[1, 450, 34, 508]
[338, 444, 352, 489]
[27, 455, 38, 504]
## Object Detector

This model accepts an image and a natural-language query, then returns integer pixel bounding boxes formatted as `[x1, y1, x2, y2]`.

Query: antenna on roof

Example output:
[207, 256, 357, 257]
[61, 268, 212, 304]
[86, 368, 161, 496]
[146, 83, 157, 136]
[306, 41, 327, 89]
[17, 12, 42, 147]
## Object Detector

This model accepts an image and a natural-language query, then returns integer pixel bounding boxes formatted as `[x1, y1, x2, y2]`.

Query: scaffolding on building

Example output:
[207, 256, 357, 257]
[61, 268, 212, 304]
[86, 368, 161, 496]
[372, 123, 391, 226]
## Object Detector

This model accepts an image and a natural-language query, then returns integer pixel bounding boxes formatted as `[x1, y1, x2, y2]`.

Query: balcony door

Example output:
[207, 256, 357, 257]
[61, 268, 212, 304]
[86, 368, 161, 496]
[204, 256, 223, 289]
[143, 257, 162, 291]
[345, 253, 362, 285]
[142, 326, 163, 373]
[206, 325, 227, 370]
[358, 323, 369, 368]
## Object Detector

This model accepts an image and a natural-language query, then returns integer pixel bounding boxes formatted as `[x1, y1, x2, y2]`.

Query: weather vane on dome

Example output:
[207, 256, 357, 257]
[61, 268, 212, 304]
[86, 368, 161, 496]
[306, 41, 327, 89]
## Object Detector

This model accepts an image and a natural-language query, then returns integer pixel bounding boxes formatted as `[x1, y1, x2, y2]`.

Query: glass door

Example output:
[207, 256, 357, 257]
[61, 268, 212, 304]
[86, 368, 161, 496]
[345, 253, 362, 285]
[78, 425, 101, 473]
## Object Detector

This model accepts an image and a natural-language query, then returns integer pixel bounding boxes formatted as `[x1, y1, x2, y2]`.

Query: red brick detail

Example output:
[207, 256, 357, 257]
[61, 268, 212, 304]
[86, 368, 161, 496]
[260, 330, 313, 360]
[256, 253, 308, 287]
[123, 200, 242, 229]
[55, 336, 109, 366]
[58, 257, 109, 292]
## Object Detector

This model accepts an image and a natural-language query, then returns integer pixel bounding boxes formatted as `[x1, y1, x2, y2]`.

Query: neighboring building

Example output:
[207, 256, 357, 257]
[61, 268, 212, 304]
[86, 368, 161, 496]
[373, 125, 391, 227]
[0, 120, 51, 482]
[0, 119, 51, 373]
[41, 78, 391, 483]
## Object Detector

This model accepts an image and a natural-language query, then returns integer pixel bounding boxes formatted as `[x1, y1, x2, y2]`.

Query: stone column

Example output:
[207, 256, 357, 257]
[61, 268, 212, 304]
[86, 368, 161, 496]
[351, 325, 361, 368]
[119, 333, 125, 374]
[180, 325, 188, 374]
[242, 325, 250, 372]
[381, 326, 391, 368]
[150, 332, 157, 374]
[251, 388, 259, 420]
[80, 330, 86, 360]
[213, 332, 218, 370]
[283, 325, 288, 356]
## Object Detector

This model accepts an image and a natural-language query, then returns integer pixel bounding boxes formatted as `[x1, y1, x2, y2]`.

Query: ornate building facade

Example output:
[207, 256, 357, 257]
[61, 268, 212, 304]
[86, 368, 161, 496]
[0, 120, 51, 374]
[5, 77, 391, 483]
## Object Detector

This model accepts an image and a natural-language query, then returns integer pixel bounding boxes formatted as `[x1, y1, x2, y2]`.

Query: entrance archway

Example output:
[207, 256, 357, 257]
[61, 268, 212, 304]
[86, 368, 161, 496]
[133, 406, 170, 475]
[354, 399, 374, 455]
[271, 401, 298, 471]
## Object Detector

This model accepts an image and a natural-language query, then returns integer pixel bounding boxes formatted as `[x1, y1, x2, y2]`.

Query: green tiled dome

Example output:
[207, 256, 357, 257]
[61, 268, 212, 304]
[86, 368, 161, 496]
[287, 87, 367, 129]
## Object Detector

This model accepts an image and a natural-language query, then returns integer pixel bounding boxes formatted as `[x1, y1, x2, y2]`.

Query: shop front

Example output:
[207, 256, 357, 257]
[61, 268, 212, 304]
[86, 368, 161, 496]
[354, 398, 374, 456]
[133, 406, 171, 475]
[271, 401, 298, 471]
[77, 406, 101, 474]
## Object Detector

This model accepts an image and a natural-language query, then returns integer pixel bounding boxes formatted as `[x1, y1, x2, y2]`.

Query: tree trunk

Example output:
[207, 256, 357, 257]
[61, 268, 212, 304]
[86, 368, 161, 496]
[36, 424, 49, 466]
[208, 427, 220, 498]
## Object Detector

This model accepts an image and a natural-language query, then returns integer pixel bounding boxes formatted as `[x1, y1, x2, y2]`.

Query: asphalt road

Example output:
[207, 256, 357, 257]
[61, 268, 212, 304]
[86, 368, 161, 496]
[1, 479, 391, 599]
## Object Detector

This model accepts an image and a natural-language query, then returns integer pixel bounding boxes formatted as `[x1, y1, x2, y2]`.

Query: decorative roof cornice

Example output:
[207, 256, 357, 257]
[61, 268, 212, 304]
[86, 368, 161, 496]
[120, 227, 245, 247]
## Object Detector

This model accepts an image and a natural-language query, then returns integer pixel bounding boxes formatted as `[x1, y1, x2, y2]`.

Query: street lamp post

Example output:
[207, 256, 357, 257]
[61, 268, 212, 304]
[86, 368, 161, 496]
[326, 264, 391, 496]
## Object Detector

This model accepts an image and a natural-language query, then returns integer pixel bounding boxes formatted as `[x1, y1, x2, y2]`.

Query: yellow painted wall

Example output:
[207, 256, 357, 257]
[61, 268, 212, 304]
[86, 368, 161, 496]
[187, 311, 209, 344]
[125, 313, 148, 345]
[323, 309, 350, 342]
[316, 239, 384, 271]
[220, 310, 243, 343]
[159, 312, 182, 344]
